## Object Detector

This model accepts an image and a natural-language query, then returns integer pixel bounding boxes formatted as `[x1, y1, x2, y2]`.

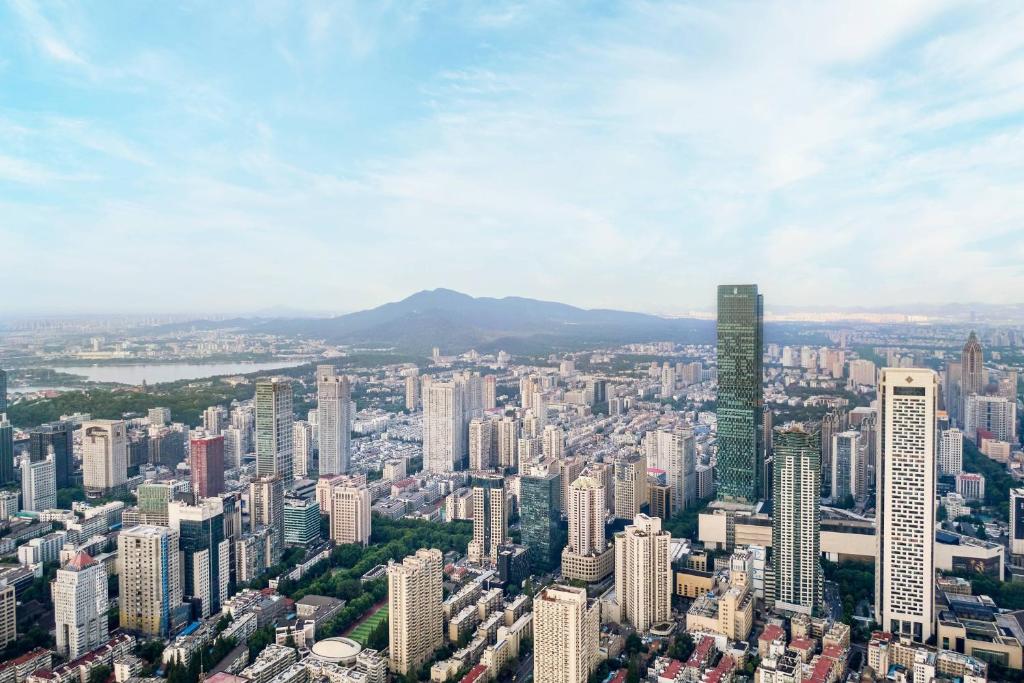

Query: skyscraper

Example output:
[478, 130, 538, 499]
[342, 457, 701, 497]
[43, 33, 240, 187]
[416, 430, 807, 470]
[53, 551, 109, 659]
[716, 284, 764, 503]
[964, 394, 1016, 443]
[0, 367, 6, 414]
[388, 548, 443, 675]
[317, 366, 351, 475]
[533, 584, 600, 683]
[284, 497, 320, 546]
[21, 455, 56, 511]
[292, 420, 313, 479]
[468, 473, 507, 565]
[256, 377, 294, 479]
[0, 415, 13, 487]
[654, 428, 696, 512]
[520, 472, 563, 571]
[30, 421, 74, 489]
[82, 420, 128, 495]
[190, 434, 225, 498]
[330, 485, 371, 546]
[614, 514, 672, 632]
[613, 453, 647, 520]
[423, 380, 466, 473]
[483, 374, 496, 410]
[960, 331, 984, 411]
[119, 525, 182, 638]
[250, 476, 285, 565]
[1010, 489, 1024, 558]
[468, 418, 496, 471]
[876, 367, 937, 643]
[169, 498, 229, 618]
[938, 428, 964, 477]
[831, 431, 861, 501]
[404, 374, 421, 412]
[772, 425, 823, 616]
[0, 583, 14, 648]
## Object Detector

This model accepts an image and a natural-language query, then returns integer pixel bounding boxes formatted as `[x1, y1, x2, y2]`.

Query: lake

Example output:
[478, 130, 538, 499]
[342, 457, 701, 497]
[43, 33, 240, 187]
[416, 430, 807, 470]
[33, 360, 307, 386]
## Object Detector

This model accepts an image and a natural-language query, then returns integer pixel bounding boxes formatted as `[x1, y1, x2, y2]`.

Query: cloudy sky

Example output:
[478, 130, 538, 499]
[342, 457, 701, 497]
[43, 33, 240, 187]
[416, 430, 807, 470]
[2, 1, 1024, 315]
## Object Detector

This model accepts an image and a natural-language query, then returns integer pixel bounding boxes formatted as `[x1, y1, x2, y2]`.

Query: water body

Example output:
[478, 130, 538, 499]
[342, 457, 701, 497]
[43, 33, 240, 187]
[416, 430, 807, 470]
[33, 360, 306, 386]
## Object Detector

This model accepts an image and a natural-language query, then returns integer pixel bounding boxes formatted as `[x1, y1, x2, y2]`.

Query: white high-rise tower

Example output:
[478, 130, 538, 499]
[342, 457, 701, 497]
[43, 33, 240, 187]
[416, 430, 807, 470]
[317, 366, 352, 475]
[876, 367, 937, 643]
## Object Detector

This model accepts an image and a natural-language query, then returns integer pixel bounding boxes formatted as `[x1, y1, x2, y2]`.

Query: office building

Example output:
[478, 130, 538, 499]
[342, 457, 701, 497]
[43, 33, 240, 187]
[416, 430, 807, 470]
[716, 284, 764, 503]
[423, 380, 466, 473]
[256, 377, 294, 479]
[955, 472, 985, 502]
[250, 476, 285, 565]
[29, 421, 74, 488]
[614, 514, 672, 632]
[388, 548, 444, 675]
[938, 428, 963, 477]
[169, 498, 229, 618]
[468, 473, 507, 565]
[613, 453, 647, 520]
[22, 454, 56, 512]
[773, 425, 823, 615]
[190, 434, 225, 498]
[960, 332, 984, 424]
[533, 584, 599, 683]
[649, 483, 672, 520]
[330, 485, 371, 546]
[877, 367, 937, 643]
[82, 419, 128, 495]
[562, 476, 613, 583]
[0, 367, 5, 413]
[0, 415, 13, 487]
[119, 525, 182, 638]
[53, 551, 109, 659]
[468, 418, 496, 471]
[317, 366, 351, 475]
[283, 497, 320, 546]
[292, 420, 313, 480]
[520, 472, 563, 571]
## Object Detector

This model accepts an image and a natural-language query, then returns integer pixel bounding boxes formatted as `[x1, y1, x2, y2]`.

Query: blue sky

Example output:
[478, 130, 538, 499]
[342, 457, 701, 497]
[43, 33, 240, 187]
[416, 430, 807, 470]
[2, 1, 1024, 315]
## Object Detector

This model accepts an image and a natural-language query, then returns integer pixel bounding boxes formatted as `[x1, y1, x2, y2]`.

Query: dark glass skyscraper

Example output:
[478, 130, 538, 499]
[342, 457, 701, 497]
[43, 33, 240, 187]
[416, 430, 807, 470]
[0, 415, 13, 486]
[171, 501, 227, 618]
[716, 284, 764, 503]
[520, 472, 563, 572]
[30, 421, 74, 488]
[0, 367, 7, 413]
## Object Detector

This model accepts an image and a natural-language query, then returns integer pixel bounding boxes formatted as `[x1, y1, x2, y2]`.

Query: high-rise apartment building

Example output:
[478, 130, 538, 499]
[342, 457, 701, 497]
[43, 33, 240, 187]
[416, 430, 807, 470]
[497, 417, 519, 470]
[330, 485, 371, 546]
[82, 419, 127, 495]
[483, 375, 496, 410]
[542, 425, 565, 460]
[938, 428, 964, 477]
[388, 548, 443, 675]
[317, 366, 351, 475]
[660, 362, 675, 398]
[614, 514, 672, 632]
[169, 498, 229, 618]
[820, 411, 840, 489]
[292, 420, 313, 480]
[849, 359, 877, 388]
[250, 476, 285, 564]
[613, 453, 647, 520]
[562, 476, 613, 583]
[520, 472, 563, 571]
[468, 473, 507, 565]
[716, 284, 764, 503]
[404, 374, 421, 412]
[876, 368, 937, 643]
[53, 551, 109, 659]
[773, 425, 823, 616]
[468, 418, 496, 471]
[965, 394, 1016, 443]
[119, 525, 182, 638]
[22, 454, 56, 511]
[831, 431, 864, 501]
[29, 421, 74, 488]
[190, 434, 225, 498]
[202, 406, 226, 435]
[256, 378, 294, 479]
[423, 380, 466, 473]
[652, 429, 696, 512]
[534, 585, 600, 683]
[0, 581, 14, 648]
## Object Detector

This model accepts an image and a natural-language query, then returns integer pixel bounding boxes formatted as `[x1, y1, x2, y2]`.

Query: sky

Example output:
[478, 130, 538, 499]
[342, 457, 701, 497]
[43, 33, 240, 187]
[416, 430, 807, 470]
[2, 1, 1024, 316]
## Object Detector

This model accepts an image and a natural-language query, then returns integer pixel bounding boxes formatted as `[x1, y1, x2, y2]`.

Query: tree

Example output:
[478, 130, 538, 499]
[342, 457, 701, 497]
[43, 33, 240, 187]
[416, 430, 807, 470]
[669, 632, 694, 661]
[625, 633, 643, 656]
[88, 665, 112, 683]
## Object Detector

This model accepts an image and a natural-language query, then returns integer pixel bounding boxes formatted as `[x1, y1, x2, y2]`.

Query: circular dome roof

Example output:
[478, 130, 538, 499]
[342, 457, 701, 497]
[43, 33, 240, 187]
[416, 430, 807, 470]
[310, 637, 363, 664]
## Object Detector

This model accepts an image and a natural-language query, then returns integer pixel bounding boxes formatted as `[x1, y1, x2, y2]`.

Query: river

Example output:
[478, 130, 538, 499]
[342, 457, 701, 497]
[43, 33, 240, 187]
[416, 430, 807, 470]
[24, 360, 307, 387]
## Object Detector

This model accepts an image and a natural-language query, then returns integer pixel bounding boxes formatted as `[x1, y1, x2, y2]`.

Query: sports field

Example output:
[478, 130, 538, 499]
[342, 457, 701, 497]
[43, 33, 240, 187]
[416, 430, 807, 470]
[347, 604, 389, 645]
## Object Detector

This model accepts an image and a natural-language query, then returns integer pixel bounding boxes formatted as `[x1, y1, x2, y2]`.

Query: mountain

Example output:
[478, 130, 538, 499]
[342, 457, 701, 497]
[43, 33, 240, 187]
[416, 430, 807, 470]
[244, 288, 716, 353]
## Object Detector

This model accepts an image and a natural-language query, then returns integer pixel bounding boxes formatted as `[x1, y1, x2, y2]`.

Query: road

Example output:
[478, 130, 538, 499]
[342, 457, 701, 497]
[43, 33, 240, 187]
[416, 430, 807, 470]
[512, 652, 534, 682]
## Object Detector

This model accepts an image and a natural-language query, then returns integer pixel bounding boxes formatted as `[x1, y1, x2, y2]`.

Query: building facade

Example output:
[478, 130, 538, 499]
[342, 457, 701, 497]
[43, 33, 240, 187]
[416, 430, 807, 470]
[388, 548, 444, 675]
[119, 525, 182, 638]
[614, 514, 672, 632]
[53, 551, 109, 659]
[533, 585, 599, 683]
[256, 378, 294, 479]
[82, 419, 128, 495]
[317, 366, 352, 475]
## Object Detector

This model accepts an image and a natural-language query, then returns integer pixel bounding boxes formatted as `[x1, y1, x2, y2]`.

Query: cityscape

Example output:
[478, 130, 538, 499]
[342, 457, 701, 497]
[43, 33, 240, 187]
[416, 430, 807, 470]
[3, 3, 1024, 683]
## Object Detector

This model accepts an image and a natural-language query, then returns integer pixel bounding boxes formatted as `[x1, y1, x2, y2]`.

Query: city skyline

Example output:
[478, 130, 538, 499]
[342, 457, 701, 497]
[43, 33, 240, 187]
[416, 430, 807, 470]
[4, 3, 1024, 313]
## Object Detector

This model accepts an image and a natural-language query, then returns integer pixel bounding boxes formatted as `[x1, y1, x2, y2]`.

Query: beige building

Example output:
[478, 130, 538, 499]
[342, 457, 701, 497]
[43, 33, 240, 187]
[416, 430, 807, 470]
[563, 476, 613, 583]
[53, 551, 109, 658]
[534, 585, 600, 683]
[331, 485, 372, 546]
[0, 581, 15, 648]
[468, 474, 507, 565]
[82, 419, 128, 495]
[250, 475, 285, 564]
[613, 453, 647, 520]
[614, 514, 672, 632]
[388, 548, 444, 675]
[118, 525, 182, 638]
